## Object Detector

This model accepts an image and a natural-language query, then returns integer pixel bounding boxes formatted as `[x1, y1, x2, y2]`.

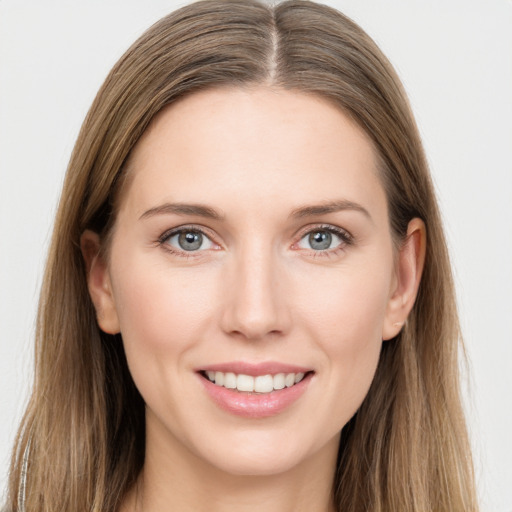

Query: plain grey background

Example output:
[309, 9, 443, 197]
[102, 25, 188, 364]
[1, 1, 511, 510]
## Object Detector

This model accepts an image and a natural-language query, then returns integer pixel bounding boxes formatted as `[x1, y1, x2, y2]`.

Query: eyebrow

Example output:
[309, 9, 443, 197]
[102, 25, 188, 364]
[139, 199, 371, 222]
[139, 202, 224, 221]
[290, 200, 372, 221]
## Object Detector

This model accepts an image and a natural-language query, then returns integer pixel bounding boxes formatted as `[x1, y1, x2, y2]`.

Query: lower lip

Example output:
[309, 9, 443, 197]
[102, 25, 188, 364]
[199, 373, 313, 418]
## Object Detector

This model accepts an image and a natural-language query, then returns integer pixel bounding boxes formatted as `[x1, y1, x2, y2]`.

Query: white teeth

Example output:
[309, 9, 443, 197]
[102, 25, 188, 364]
[273, 373, 285, 390]
[285, 373, 295, 387]
[236, 374, 254, 392]
[205, 370, 308, 393]
[254, 374, 274, 393]
[215, 371, 224, 386]
[223, 372, 237, 389]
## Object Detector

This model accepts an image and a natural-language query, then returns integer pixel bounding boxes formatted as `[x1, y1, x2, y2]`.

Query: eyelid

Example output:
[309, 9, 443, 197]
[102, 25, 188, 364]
[292, 224, 354, 251]
[157, 224, 221, 254]
[156, 222, 353, 257]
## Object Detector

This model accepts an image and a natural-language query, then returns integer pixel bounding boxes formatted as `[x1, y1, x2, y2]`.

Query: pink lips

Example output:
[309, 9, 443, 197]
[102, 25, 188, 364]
[200, 361, 311, 376]
[196, 362, 313, 418]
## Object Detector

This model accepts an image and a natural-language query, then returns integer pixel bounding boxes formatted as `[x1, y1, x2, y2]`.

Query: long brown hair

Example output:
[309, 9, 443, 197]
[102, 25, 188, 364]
[7, 1, 478, 510]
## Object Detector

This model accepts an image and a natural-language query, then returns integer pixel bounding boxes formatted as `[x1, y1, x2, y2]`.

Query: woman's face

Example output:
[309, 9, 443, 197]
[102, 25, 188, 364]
[90, 87, 410, 477]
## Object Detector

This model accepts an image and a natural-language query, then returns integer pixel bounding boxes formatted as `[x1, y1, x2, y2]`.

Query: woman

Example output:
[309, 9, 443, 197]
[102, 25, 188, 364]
[5, 0, 478, 510]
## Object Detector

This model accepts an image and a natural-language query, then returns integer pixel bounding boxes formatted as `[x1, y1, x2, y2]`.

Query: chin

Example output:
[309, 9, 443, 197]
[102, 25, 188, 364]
[187, 425, 337, 478]
[203, 448, 307, 477]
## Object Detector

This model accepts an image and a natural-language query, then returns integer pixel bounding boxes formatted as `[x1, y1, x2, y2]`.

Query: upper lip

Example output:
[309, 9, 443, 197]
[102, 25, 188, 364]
[197, 361, 313, 377]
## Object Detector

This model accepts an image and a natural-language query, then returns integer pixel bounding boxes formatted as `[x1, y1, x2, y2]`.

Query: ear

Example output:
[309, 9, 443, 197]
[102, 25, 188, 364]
[80, 230, 120, 334]
[382, 218, 426, 340]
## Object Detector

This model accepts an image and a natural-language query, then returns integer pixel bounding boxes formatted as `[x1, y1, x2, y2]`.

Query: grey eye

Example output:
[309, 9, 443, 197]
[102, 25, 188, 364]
[178, 231, 203, 251]
[309, 231, 332, 250]
[297, 229, 345, 251]
[166, 230, 214, 252]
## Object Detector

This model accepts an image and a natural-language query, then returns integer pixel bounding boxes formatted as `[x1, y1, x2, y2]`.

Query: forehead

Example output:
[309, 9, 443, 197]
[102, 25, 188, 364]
[120, 86, 386, 221]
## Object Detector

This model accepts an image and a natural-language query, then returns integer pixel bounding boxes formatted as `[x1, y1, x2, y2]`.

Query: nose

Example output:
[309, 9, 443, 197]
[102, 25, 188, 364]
[219, 243, 291, 341]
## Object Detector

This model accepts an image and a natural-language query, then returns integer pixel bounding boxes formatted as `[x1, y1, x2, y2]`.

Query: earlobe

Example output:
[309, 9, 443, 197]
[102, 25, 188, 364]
[80, 230, 120, 334]
[382, 218, 426, 340]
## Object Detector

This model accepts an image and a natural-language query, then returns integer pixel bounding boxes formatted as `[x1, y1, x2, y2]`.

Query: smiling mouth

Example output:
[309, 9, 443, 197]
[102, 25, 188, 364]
[200, 370, 312, 394]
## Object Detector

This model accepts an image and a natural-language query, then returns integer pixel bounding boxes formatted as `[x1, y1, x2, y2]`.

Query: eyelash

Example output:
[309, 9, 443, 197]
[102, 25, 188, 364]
[157, 225, 217, 259]
[157, 224, 354, 259]
[294, 224, 353, 258]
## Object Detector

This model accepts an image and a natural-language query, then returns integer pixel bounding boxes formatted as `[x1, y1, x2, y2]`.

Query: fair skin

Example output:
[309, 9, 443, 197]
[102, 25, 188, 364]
[82, 87, 425, 512]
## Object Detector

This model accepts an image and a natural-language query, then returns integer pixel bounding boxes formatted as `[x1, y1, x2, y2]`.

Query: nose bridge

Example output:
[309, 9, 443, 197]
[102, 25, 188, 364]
[221, 237, 288, 340]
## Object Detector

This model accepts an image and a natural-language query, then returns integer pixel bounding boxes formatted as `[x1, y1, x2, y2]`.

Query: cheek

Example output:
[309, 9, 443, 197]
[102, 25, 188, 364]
[108, 252, 224, 413]
[294, 256, 392, 415]
[112, 257, 218, 352]
[297, 256, 392, 347]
